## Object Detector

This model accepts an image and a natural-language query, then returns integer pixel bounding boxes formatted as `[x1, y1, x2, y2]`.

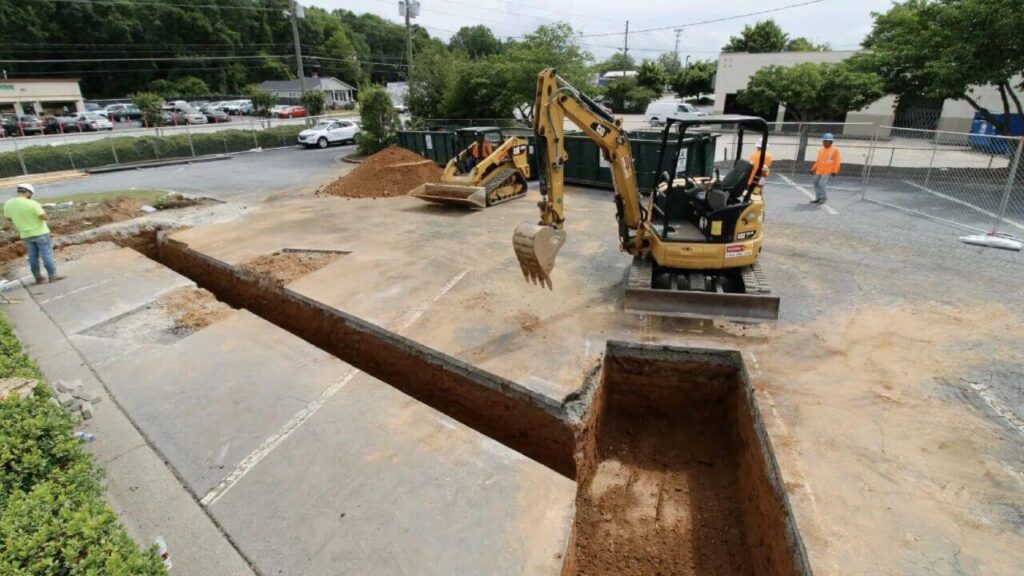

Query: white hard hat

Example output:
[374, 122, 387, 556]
[16, 183, 35, 195]
[755, 142, 767, 150]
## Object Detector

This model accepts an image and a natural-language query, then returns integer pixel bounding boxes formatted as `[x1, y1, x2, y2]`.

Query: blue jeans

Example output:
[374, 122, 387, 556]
[24, 234, 57, 279]
[813, 174, 832, 201]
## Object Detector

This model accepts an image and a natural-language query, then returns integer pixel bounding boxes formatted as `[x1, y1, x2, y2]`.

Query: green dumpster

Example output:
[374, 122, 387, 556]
[560, 133, 718, 192]
[396, 130, 458, 166]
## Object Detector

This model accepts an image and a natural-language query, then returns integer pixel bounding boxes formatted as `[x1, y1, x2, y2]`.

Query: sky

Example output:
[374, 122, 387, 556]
[305, 0, 896, 62]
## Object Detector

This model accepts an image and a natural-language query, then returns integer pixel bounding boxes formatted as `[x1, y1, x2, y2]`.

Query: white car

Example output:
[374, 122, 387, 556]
[644, 101, 707, 126]
[298, 119, 360, 148]
[71, 112, 113, 131]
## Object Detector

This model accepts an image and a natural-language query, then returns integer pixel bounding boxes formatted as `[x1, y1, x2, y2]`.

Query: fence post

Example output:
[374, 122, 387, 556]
[67, 147, 76, 171]
[13, 139, 27, 176]
[924, 134, 938, 188]
[861, 123, 879, 199]
[185, 123, 196, 157]
[991, 137, 1023, 235]
[109, 133, 120, 165]
[251, 119, 259, 149]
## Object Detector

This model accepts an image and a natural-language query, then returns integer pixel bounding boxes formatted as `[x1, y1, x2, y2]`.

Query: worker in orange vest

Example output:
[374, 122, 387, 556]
[465, 136, 494, 171]
[810, 133, 840, 205]
[748, 142, 772, 187]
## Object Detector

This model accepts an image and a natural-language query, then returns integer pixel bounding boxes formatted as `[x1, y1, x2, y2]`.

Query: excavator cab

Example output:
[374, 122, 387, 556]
[649, 115, 769, 245]
[453, 127, 504, 174]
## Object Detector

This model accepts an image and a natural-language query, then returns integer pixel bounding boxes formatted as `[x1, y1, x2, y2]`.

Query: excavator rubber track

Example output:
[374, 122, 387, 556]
[623, 256, 780, 321]
[482, 168, 528, 206]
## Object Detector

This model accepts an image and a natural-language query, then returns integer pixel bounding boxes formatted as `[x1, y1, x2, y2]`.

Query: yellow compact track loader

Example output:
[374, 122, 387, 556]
[411, 127, 531, 209]
[512, 69, 780, 321]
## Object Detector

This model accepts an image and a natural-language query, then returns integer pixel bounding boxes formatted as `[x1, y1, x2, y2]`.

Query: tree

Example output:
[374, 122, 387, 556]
[739, 62, 884, 158]
[175, 76, 210, 97]
[637, 60, 667, 93]
[657, 53, 682, 77]
[786, 37, 828, 52]
[244, 85, 276, 120]
[853, 0, 1024, 135]
[723, 19, 789, 53]
[356, 85, 399, 155]
[670, 60, 716, 98]
[597, 52, 636, 74]
[408, 44, 460, 119]
[302, 90, 327, 118]
[147, 79, 177, 96]
[449, 25, 502, 59]
[130, 92, 164, 127]
[604, 77, 658, 114]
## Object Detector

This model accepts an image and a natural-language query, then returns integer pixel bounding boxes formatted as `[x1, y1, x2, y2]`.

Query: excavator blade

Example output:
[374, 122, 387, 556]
[410, 183, 488, 209]
[513, 223, 566, 289]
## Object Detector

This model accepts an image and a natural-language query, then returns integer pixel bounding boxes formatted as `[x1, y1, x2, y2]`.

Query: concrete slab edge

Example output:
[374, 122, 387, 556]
[85, 154, 232, 174]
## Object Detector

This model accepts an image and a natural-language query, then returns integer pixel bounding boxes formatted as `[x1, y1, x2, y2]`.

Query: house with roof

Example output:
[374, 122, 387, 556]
[260, 76, 356, 107]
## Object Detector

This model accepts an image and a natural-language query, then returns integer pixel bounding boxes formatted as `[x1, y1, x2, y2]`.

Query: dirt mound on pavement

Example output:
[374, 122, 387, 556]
[158, 286, 233, 332]
[240, 250, 344, 287]
[319, 146, 442, 199]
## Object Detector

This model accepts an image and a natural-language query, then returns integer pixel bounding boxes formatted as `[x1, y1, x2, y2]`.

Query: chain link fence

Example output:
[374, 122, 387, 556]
[0, 114, 348, 179]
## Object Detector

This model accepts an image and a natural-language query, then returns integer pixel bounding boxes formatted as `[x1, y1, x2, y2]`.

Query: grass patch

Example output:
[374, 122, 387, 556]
[41, 189, 170, 206]
[0, 312, 167, 575]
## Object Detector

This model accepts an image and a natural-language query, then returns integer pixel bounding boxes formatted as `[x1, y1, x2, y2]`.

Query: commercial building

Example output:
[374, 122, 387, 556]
[260, 77, 356, 107]
[0, 78, 85, 116]
[713, 51, 1015, 136]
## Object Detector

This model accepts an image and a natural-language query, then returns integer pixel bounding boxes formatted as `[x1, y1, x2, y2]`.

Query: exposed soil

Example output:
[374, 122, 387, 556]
[157, 286, 233, 332]
[239, 251, 343, 287]
[0, 195, 204, 264]
[318, 146, 441, 199]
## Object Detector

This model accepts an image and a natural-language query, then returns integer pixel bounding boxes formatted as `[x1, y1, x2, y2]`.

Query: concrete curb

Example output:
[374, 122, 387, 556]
[85, 154, 233, 174]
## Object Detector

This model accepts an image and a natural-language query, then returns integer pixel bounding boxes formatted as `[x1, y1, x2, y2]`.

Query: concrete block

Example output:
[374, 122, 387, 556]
[80, 403, 95, 420]
[56, 392, 75, 407]
[71, 388, 102, 404]
[54, 378, 83, 393]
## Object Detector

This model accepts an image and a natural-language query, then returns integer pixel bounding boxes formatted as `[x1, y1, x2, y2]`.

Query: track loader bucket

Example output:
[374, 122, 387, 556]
[410, 183, 488, 209]
[513, 223, 566, 289]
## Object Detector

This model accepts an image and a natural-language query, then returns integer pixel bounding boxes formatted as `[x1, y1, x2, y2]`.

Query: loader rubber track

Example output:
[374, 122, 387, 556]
[484, 168, 528, 206]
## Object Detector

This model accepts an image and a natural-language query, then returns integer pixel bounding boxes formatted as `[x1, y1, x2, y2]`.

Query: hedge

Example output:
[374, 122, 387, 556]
[0, 312, 166, 575]
[0, 125, 305, 179]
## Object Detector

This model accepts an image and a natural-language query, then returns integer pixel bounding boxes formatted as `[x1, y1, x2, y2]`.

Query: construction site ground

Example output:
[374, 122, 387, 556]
[2, 150, 1023, 575]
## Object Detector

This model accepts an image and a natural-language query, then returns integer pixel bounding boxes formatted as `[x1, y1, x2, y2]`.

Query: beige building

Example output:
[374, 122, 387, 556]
[713, 51, 1013, 136]
[0, 78, 85, 116]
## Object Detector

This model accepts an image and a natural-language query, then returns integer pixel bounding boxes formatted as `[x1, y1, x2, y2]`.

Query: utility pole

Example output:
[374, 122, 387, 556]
[289, 1, 305, 106]
[673, 29, 682, 61]
[623, 20, 629, 58]
[400, 1, 419, 79]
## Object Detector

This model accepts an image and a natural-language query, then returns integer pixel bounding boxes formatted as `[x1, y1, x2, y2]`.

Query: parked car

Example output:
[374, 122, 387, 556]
[72, 112, 114, 131]
[298, 119, 360, 148]
[43, 116, 84, 134]
[84, 102, 102, 112]
[161, 105, 207, 125]
[644, 101, 706, 126]
[200, 105, 230, 123]
[276, 105, 306, 119]
[103, 103, 143, 122]
[3, 115, 45, 136]
[270, 104, 290, 116]
[188, 100, 210, 109]
[221, 99, 252, 115]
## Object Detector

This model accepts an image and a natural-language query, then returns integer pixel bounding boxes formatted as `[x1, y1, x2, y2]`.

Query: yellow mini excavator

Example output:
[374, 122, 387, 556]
[512, 69, 780, 321]
[411, 127, 530, 209]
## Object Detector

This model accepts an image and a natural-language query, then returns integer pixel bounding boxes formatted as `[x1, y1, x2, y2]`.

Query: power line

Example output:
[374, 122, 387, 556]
[576, 0, 828, 38]
[41, 0, 283, 10]
[0, 55, 293, 64]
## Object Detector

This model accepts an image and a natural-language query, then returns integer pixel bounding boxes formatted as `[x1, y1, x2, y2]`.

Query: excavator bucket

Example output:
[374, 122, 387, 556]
[410, 183, 488, 209]
[513, 223, 566, 289]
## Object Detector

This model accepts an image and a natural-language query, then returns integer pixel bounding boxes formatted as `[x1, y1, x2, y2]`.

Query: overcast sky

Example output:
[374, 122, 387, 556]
[305, 0, 895, 61]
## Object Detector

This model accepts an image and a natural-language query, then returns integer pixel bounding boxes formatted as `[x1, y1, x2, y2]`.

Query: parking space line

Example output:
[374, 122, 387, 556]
[777, 174, 838, 215]
[200, 268, 471, 508]
[902, 180, 1024, 232]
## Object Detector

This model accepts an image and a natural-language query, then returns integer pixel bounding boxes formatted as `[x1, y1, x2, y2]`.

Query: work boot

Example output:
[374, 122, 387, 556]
[810, 199, 824, 205]
[33, 276, 47, 284]
[48, 275, 66, 283]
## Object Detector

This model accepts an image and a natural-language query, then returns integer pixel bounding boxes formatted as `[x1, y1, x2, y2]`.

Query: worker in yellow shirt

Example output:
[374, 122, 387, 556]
[3, 183, 64, 284]
[810, 133, 841, 205]
[748, 142, 772, 187]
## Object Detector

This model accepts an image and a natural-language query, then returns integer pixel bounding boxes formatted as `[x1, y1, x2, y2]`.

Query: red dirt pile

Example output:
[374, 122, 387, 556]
[319, 146, 442, 199]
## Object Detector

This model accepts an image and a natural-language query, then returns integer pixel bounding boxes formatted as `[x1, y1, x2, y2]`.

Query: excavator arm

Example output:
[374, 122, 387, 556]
[514, 69, 646, 288]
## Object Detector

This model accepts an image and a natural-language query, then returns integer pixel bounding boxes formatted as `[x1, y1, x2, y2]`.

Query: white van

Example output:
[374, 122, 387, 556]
[644, 101, 705, 126]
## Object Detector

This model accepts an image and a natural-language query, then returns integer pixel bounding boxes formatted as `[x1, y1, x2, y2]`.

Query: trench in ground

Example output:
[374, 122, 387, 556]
[88, 230, 810, 574]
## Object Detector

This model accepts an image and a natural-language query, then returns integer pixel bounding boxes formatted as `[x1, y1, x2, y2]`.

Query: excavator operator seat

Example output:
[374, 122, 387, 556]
[715, 159, 754, 201]
[707, 188, 730, 211]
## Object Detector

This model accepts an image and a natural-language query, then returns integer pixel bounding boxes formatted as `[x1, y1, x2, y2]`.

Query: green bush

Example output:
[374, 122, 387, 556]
[0, 126, 304, 179]
[0, 312, 166, 575]
[356, 85, 399, 155]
